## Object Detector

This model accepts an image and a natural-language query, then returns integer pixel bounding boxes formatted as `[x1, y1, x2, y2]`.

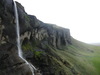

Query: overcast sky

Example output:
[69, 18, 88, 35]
[15, 0, 100, 43]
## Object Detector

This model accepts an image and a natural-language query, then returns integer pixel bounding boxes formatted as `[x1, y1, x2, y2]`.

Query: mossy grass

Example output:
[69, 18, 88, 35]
[22, 42, 43, 59]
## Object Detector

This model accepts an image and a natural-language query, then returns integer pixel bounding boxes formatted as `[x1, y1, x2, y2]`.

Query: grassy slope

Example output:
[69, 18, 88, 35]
[54, 37, 100, 75]
[23, 37, 100, 75]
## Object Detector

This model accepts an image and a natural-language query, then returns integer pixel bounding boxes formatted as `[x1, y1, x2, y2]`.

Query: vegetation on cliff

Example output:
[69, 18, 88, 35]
[0, 0, 100, 75]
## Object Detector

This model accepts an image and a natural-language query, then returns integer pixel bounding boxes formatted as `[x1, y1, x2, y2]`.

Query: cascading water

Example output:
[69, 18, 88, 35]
[14, 1, 36, 75]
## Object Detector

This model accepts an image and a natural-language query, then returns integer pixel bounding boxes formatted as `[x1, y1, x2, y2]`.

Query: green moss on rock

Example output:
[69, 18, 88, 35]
[22, 42, 43, 59]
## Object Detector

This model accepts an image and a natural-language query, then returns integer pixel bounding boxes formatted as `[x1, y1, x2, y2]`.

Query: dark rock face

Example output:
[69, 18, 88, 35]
[0, 0, 72, 75]
[30, 21, 71, 49]
[0, 44, 33, 75]
[0, 0, 34, 75]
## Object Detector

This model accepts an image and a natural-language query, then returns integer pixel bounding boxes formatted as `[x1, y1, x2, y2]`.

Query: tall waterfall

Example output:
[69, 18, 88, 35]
[14, 1, 36, 75]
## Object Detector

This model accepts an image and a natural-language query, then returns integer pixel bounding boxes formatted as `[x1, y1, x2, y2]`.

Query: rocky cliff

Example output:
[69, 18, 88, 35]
[0, 0, 73, 75]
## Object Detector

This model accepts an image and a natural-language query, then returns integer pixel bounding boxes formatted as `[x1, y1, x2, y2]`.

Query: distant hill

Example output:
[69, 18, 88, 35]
[91, 43, 100, 46]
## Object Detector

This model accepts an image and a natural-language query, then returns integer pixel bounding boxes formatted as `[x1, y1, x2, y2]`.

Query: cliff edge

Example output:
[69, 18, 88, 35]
[0, 0, 72, 75]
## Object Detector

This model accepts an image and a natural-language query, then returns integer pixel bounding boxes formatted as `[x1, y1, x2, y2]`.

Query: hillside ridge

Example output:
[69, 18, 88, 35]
[0, 0, 72, 75]
[0, 0, 100, 75]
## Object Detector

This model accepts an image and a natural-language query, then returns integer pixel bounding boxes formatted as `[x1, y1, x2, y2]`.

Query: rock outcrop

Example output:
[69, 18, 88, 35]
[0, 0, 72, 75]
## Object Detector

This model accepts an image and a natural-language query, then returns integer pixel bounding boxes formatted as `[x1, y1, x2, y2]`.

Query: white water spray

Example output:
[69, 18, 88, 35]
[14, 1, 36, 75]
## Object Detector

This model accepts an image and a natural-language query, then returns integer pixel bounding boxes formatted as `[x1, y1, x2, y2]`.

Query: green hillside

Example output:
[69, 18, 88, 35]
[25, 37, 100, 75]
[54, 37, 100, 75]
[0, 0, 100, 74]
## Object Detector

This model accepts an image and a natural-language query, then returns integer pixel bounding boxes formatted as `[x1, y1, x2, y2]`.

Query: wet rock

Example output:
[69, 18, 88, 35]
[0, 0, 72, 75]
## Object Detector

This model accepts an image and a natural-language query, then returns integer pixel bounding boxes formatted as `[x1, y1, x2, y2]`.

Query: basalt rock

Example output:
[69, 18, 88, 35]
[0, 0, 72, 75]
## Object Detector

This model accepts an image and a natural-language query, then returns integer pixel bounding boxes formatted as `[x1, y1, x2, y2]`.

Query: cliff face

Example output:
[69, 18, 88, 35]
[0, 0, 72, 75]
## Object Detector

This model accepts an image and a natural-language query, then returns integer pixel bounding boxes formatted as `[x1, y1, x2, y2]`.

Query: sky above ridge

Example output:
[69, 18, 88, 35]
[15, 0, 100, 43]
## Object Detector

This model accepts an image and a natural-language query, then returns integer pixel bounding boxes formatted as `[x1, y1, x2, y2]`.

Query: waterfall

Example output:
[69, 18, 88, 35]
[14, 1, 36, 75]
